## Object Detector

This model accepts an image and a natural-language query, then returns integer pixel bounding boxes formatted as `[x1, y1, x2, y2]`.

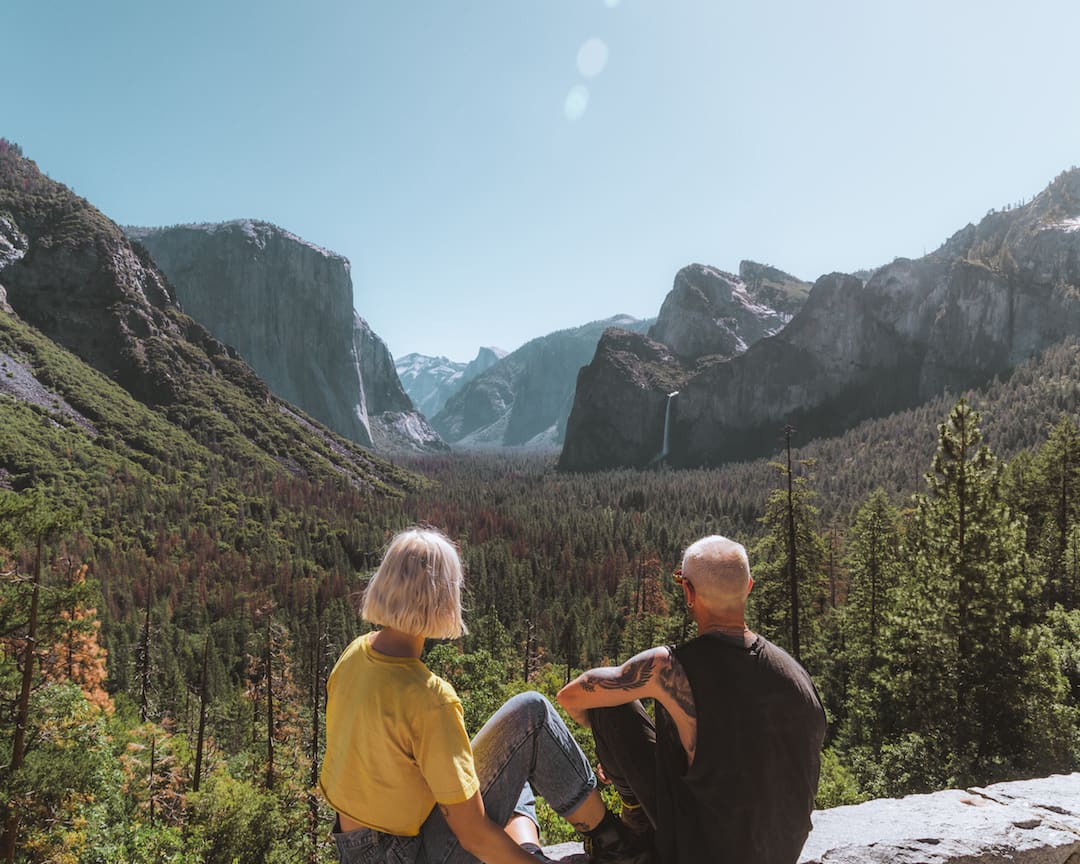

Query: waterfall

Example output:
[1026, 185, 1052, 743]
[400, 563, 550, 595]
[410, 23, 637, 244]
[652, 391, 679, 464]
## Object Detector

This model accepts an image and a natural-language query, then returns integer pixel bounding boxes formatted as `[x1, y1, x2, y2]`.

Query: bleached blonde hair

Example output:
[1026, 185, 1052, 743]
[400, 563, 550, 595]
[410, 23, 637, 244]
[362, 527, 468, 639]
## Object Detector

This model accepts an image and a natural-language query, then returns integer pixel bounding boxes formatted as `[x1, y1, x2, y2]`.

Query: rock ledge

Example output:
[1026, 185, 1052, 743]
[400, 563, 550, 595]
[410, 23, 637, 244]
[542, 773, 1080, 862]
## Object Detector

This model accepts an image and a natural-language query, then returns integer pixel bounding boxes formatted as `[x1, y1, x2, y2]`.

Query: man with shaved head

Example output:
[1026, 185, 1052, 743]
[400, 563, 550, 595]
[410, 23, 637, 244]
[558, 535, 826, 864]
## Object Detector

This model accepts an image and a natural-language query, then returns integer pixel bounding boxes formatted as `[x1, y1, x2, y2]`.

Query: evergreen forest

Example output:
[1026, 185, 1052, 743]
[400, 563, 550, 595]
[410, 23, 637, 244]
[3, 331, 1080, 862]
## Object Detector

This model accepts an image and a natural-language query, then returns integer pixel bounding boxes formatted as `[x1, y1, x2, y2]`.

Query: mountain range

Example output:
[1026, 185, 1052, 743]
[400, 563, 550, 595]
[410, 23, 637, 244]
[0, 139, 413, 496]
[395, 346, 506, 420]
[560, 168, 1080, 470]
[10, 131, 1080, 484]
[125, 221, 445, 455]
[430, 315, 654, 449]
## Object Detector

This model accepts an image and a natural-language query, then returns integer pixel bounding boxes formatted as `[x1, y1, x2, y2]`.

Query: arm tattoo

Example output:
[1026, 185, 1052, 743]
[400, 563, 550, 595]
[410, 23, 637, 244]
[659, 648, 696, 720]
[579, 655, 657, 693]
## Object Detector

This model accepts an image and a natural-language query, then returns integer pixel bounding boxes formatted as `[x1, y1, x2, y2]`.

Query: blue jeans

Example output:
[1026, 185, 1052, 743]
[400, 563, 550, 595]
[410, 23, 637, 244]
[333, 691, 597, 864]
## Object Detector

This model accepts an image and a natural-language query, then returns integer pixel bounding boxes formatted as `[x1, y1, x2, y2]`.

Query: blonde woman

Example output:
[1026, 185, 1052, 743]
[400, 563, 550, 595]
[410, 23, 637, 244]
[320, 527, 651, 864]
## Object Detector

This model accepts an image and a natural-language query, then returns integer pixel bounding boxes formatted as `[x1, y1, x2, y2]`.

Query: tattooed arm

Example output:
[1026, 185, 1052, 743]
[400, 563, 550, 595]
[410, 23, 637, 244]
[557, 646, 669, 727]
[559, 647, 699, 764]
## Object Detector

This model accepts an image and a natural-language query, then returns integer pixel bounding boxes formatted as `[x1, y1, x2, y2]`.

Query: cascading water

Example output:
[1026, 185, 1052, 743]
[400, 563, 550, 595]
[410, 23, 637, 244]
[651, 391, 679, 464]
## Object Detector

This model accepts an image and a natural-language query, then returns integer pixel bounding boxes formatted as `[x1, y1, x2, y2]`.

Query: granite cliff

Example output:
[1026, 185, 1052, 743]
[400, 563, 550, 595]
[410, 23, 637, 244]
[433, 315, 652, 449]
[648, 261, 808, 358]
[396, 346, 506, 420]
[0, 140, 413, 491]
[126, 221, 444, 454]
[560, 169, 1080, 470]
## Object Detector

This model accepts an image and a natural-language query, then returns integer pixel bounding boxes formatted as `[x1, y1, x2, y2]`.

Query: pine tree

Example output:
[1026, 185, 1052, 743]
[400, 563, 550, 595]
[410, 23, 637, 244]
[0, 489, 78, 862]
[883, 400, 1042, 788]
[838, 490, 902, 754]
[1018, 416, 1080, 609]
[750, 458, 828, 672]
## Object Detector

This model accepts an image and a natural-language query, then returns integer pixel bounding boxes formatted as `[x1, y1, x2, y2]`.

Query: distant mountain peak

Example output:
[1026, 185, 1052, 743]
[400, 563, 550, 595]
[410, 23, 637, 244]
[431, 316, 652, 450]
[395, 345, 507, 421]
[647, 263, 807, 360]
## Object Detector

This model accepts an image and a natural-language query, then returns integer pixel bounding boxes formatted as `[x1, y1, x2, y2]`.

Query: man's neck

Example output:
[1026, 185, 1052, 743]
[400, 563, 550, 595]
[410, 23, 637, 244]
[694, 614, 754, 643]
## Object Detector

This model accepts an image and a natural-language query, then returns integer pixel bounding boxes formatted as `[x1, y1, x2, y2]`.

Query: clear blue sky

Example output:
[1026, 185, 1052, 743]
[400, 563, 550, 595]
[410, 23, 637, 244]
[4, 1, 1079, 361]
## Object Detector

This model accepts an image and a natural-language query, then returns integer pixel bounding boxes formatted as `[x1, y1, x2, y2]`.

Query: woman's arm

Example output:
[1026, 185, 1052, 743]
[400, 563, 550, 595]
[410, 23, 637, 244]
[439, 790, 544, 863]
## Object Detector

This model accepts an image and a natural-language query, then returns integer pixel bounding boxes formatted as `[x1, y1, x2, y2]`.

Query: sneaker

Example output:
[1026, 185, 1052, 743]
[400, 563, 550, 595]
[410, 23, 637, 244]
[519, 841, 559, 862]
[583, 816, 655, 864]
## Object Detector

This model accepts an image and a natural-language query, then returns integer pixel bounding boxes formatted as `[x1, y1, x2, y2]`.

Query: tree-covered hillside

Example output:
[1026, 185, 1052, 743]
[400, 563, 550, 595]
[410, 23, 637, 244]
[2, 330, 1079, 861]
[1, 137, 1078, 863]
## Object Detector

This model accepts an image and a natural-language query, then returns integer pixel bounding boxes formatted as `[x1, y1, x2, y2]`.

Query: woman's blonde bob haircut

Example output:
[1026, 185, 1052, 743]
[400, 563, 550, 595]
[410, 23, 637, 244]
[361, 527, 468, 639]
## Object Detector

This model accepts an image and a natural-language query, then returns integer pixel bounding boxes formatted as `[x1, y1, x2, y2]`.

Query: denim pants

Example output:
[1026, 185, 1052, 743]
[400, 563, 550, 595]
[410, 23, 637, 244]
[333, 691, 597, 864]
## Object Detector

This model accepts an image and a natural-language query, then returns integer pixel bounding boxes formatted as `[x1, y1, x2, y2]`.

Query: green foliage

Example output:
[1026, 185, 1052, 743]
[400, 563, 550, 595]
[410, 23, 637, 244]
[836, 490, 903, 753]
[815, 747, 868, 809]
[1, 274, 1079, 858]
[424, 643, 514, 736]
[875, 400, 1073, 791]
[750, 459, 829, 669]
[187, 771, 277, 864]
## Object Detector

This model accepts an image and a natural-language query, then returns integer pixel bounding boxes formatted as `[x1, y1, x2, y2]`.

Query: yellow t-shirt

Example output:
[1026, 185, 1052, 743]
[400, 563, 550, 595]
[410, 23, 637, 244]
[319, 633, 480, 836]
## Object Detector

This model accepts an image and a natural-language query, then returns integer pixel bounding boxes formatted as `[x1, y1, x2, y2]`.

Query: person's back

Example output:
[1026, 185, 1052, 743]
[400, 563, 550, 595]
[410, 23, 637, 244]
[654, 633, 825, 864]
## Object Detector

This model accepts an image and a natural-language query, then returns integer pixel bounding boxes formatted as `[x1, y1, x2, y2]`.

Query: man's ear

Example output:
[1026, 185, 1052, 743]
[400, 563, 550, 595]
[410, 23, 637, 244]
[747, 576, 754, 595]
[684, 579, 696, 608]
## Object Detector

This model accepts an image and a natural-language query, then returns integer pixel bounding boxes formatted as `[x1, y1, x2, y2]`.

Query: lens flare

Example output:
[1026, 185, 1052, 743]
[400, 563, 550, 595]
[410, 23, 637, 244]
[564, 85, 589, 120]
[577, 38, 609, 78]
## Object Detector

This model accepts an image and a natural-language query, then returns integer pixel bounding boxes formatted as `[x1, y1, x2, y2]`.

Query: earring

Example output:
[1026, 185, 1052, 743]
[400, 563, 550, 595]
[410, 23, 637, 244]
[687, 600, 694, 609]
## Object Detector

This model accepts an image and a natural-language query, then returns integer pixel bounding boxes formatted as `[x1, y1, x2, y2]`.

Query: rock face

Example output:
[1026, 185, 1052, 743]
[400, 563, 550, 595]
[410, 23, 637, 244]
[561, 169, 1080, 470]
[797, 774, 1080, 863]
[0, 214, 28, 314]
[396, 346, 506, 420]
[351, 314, 445, 452]
[559, 261, 806, 471]
[1, 161, 185, 407]
[559, 329, 691, 470]
[433, 315, 651, 449]
[126, 221, 445, 454]
[648, 262, 805, 358]
[0, 142, 410, 492]
[543, 773, 1080, 863]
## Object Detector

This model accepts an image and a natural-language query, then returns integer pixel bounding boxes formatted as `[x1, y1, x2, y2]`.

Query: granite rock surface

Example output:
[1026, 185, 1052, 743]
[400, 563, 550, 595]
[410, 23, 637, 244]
[127, 221, 445, 453]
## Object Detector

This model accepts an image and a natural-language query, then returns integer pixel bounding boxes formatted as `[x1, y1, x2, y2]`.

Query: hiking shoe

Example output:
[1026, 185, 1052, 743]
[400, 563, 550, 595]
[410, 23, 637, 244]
[583, 817, 655, 864]
[519, 842, 559, 862]
[618, 800, 653, 837]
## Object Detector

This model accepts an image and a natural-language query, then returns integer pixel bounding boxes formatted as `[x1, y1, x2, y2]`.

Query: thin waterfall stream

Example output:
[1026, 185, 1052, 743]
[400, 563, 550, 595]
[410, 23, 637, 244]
[651, 390, 679, 464]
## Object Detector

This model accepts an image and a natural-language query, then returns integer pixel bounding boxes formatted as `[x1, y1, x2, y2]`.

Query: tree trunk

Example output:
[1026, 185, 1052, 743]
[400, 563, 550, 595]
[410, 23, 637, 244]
[265, 612, 274, 791]
[785, 426, 800, 662]
[308, 624, 323, 864]
[0, 534, 43, 863]
[193, 637, 210, 792]
[139, 576, 153, 722]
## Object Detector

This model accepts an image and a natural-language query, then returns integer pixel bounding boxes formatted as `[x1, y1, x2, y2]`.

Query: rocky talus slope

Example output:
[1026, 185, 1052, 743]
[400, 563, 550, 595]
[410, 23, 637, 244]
[126, 221, 444, 454]
[560, 169, 1080, 470]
